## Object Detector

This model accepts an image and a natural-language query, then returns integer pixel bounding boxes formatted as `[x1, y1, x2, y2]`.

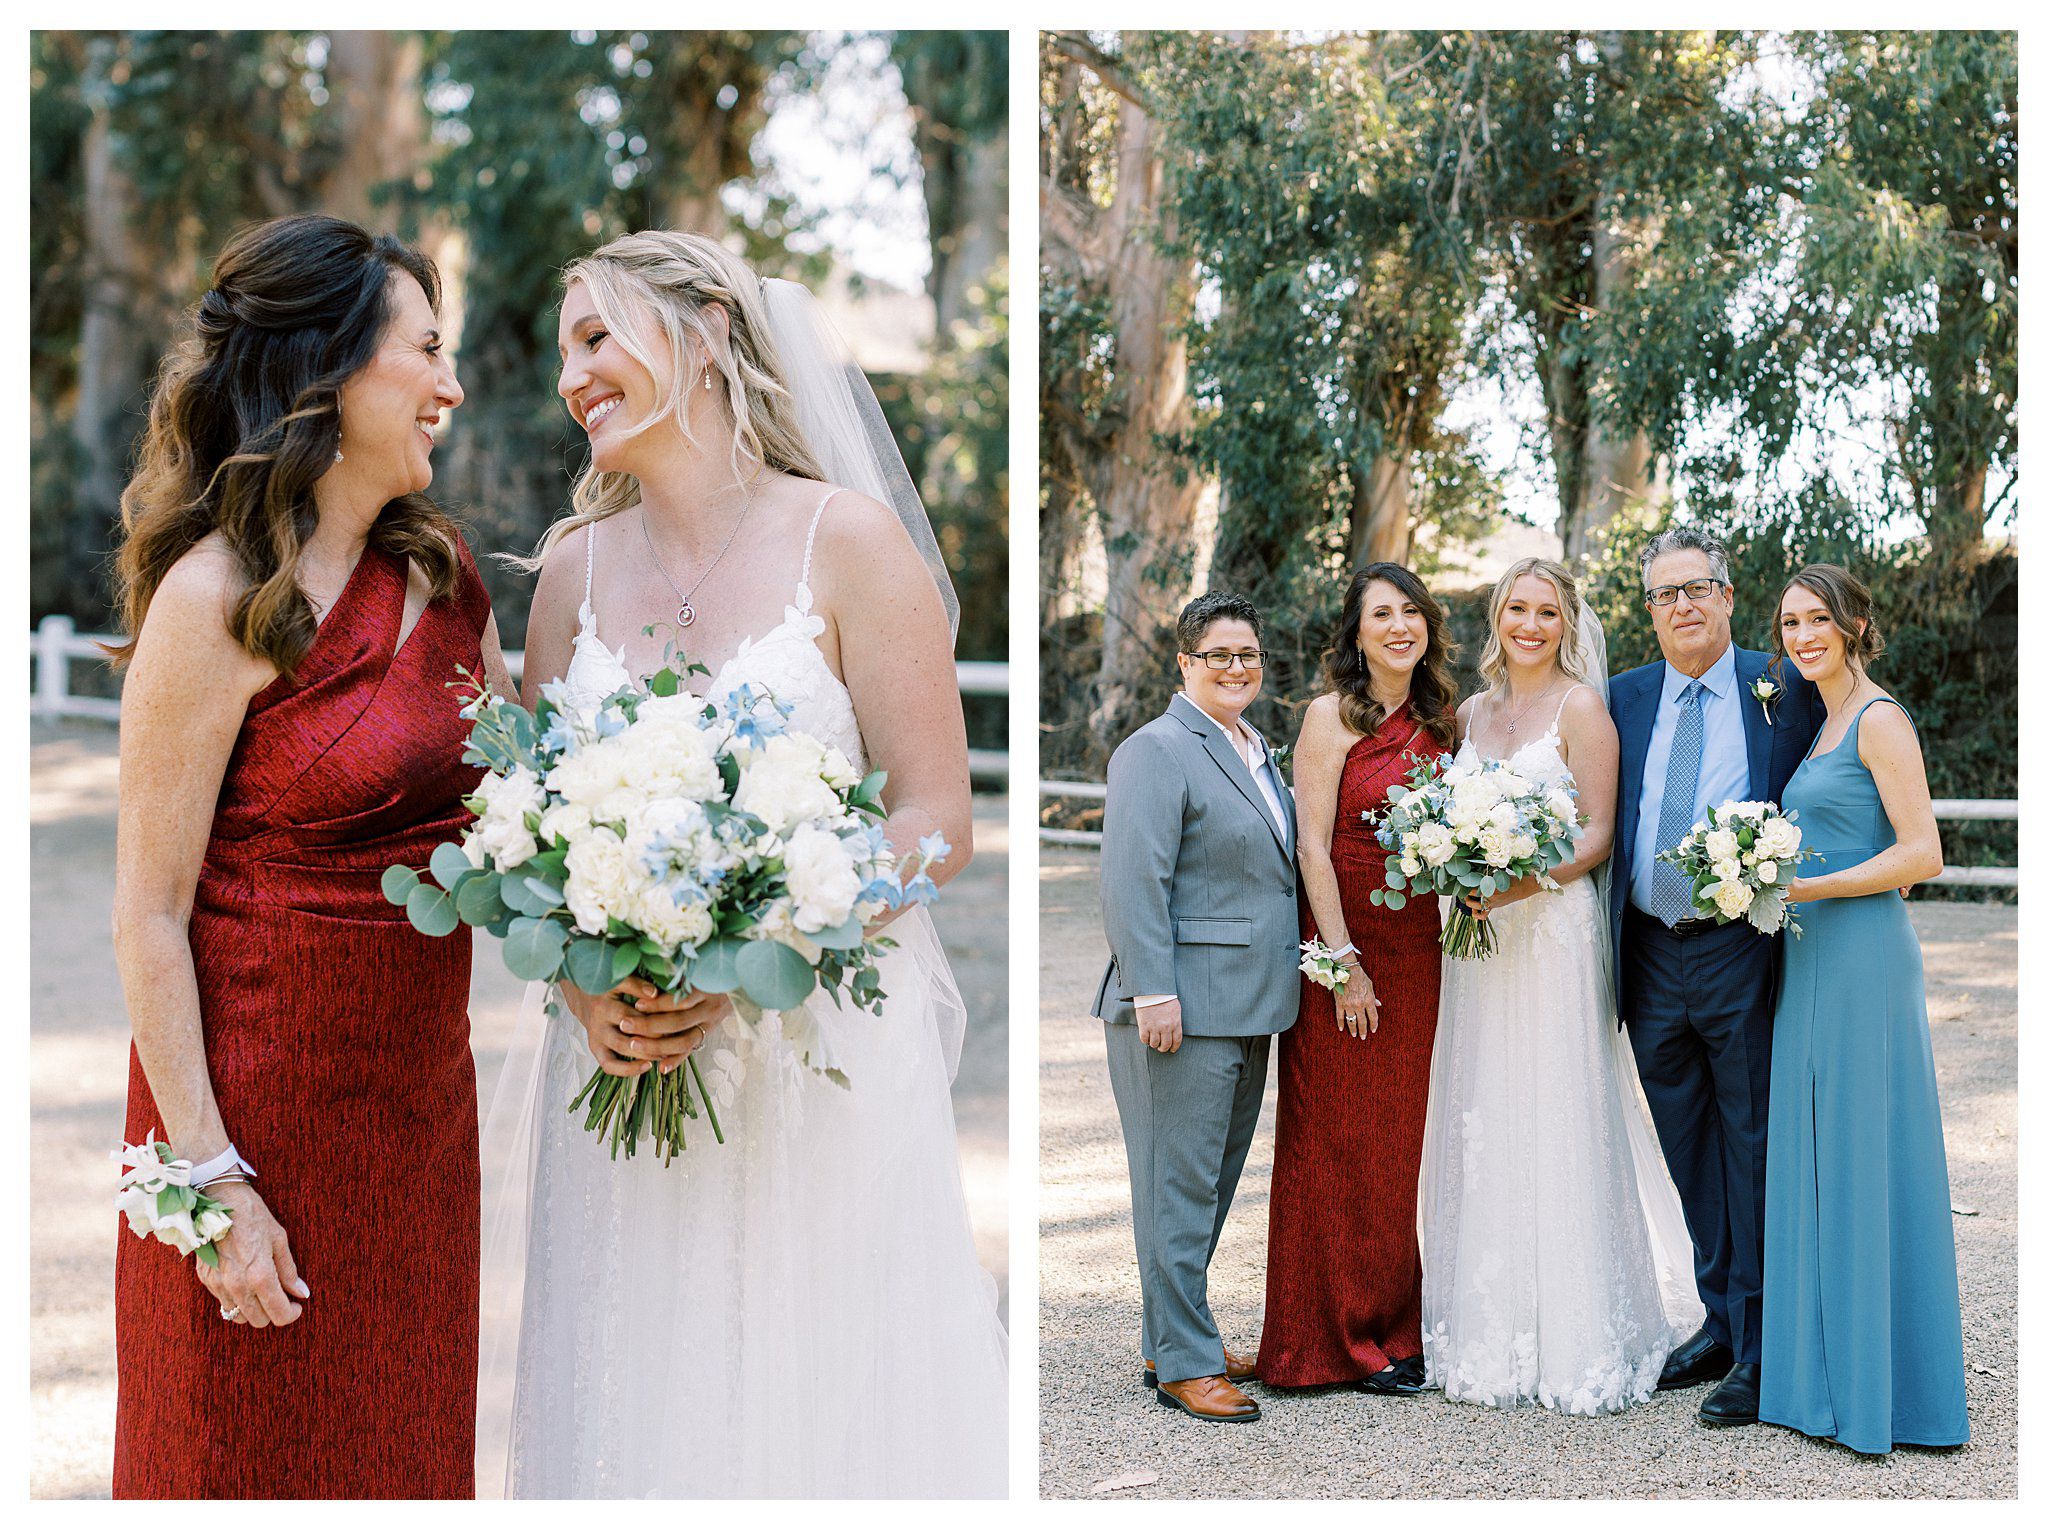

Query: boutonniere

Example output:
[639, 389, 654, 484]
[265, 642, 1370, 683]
[1268, 741, 1293, 775]
[1751, 677, 1781, 724]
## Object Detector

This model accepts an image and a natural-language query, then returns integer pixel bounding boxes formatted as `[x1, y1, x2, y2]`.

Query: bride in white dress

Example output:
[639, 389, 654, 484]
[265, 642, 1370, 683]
[477, 232, 1006, 1496]
[1419, 557, 1702, 1414]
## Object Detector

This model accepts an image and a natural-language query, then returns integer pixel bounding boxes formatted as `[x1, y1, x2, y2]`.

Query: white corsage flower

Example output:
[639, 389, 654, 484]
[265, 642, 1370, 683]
[1751, 676, 1781, 724]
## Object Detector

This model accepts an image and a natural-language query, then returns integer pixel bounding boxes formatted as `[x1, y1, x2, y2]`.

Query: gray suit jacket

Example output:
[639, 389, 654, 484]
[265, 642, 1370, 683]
[1091, 693, 1300, 1038]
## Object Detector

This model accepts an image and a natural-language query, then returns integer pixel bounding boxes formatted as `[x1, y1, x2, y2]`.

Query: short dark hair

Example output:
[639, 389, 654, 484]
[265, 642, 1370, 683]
[1176, 591, 1263, 653]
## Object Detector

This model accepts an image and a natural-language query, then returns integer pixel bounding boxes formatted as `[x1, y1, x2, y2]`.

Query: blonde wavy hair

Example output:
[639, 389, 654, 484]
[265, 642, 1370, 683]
[525, 231, 829, 567]
[1477, 556, 1597, 693]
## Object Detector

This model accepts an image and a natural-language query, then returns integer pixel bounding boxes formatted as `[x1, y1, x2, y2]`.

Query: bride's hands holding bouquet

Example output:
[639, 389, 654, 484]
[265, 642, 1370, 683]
[194, 1182, 308, 1330]
[562, 977, 728, 1078]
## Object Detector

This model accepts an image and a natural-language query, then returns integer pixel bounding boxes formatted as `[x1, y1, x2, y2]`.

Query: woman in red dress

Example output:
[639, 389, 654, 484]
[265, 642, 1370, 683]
[1258, 563, 1457, 1394]
[107, 215, 509, 1497]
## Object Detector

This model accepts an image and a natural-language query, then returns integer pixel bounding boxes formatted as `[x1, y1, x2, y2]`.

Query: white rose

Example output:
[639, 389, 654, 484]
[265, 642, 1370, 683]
[1755, 859, 1779, 884]
[1510, 833, 1538, 861]
[564, 827, 636, 935]
[633, 885, 716, 951]
[1488, 801, 1520, 832]
[1400, 854, 1422, 877]
[1477, 826, 1513, 868]
[1704, 827, 1739, 863]
[1711, 879, 1755, 918]
[115, 1183, 157, 1237]
[152, 1208, 202, 1256]
[820, 745, 861, 792]
[1756, 819, 1801, 860]
[1544, 788, 1576, 823]
[1712, 858, 1742, 885]
[193, 1205, 234, 1244]
[1415, 822, 1456, 868]
[539, 800, 593, 847]
[1492, 770, 1531, 800]
[784, 823, 863, 931]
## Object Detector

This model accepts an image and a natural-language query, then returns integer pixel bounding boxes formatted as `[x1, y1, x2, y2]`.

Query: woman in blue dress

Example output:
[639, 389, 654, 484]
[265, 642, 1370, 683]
[1760, 563, 1969, 1455]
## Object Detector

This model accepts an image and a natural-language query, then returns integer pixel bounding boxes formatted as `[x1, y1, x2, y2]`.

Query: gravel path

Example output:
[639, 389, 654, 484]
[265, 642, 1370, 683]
[29, 720, 1008, 1499]
[1039, 848, 2016, 1498]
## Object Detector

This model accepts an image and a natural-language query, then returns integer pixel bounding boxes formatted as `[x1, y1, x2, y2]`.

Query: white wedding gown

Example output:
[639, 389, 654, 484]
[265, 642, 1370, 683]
[1418, 697, 1703, 1415]
[479, 503, 1008, 1497]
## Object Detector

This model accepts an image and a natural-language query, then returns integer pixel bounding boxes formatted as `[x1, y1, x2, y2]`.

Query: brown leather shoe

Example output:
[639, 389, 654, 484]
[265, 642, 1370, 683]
[1155, 1373, 1261, 1422]
[1143, 1347, 1256, 1388]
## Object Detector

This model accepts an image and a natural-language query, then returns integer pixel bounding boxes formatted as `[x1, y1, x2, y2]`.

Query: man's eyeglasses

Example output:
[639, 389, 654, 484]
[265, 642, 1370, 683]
[1645, 578, 1728, 608]
[1184, 649, 1265, 671]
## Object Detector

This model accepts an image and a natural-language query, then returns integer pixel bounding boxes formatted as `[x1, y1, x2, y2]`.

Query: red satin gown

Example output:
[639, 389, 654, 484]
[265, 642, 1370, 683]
[113, 536, 489, 1497]
[1258, 703, 1442, 1386]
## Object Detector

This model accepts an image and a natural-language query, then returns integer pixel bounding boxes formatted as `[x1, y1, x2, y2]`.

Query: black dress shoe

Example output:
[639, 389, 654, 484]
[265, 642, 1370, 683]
[1658, 1328, 1736, 1391]
[1354, 1364, 1425, 1397]
[1390, 1354, 1426, 1385]
[1699, 1363, 1761, 1426]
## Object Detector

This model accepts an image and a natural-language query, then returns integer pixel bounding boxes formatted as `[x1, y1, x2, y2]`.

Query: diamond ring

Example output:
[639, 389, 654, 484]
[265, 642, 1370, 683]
[219, 1305, 241, 1322]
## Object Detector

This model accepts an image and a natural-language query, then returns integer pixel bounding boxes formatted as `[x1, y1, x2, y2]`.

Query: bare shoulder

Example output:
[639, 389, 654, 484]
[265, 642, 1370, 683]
[131, 535, 271, 693]
[1561, 683, 1614, 729]
[809, 483, 915, 567]
[1857, 691, 1921, 758]
[532, 520, 592, 606]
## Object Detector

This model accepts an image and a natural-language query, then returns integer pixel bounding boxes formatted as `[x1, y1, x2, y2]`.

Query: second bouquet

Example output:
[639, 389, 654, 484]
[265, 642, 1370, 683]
[385, 655, 942, 1163]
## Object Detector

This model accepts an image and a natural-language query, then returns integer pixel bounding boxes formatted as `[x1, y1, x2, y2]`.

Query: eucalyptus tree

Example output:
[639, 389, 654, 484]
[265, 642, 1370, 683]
[1040, 30, 1206, 753]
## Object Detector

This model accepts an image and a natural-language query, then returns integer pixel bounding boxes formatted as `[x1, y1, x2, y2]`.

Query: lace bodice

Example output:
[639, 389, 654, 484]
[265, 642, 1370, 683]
[1455, 684, 1582, 792]
[560, 489, 865, 768]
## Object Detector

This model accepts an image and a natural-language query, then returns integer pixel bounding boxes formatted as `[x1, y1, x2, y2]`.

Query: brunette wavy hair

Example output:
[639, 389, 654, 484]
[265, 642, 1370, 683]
[1319, 562, 1458, 748]
[108, 214, 462, 677]
[1779, 562, 1885, 670]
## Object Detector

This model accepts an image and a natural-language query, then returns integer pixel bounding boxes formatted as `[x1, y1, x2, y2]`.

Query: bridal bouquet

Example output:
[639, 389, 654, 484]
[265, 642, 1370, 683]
[385, 660, 944, 1163]
[1655, 799, 1816, 936]
[1366, 753, 1584, 960]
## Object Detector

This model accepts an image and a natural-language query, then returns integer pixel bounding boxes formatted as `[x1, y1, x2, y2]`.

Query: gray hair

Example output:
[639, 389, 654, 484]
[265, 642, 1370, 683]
[1639, 526, 1731, 589]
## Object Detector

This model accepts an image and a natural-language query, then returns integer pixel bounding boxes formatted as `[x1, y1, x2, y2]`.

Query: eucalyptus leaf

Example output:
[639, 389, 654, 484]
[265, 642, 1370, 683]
[735, 939, 817, 1012]
[406, 884, 460, 938]
[429, 842, 473, 891]
[503, 917, 569, 982]
[809, 915, 865, 951]
[381, 864, 420, 905]
[564, 937, 614, 995]
[519, 875, 566, 908]
[686, 938, 745, 994]
[500, 874, 550, 917]
[455, 871, 508, 925]
[610, 941, 643, 986]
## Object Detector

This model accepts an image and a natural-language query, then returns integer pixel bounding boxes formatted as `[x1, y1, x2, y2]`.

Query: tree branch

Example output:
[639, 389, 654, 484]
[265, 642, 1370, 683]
[1046, 31, 1144, 107]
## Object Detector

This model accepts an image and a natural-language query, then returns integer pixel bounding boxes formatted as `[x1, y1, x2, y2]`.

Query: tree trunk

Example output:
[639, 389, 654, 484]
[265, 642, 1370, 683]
[320, 32, 426, 232]
[1350, 452, 1414, 567]
[72, 38, 158, 617]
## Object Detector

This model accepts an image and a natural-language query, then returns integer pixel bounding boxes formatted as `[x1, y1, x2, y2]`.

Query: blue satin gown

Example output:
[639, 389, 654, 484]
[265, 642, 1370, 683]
[1759, 698, 1969, 1454]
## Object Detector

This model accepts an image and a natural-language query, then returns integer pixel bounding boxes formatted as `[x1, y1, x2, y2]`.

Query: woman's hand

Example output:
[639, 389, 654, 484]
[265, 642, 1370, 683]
[1461, 874, 1539, 918]
[1337, 959, 1380, 1039]
[561, 976, 730, 1077]
[194, 1182, 307, 1330]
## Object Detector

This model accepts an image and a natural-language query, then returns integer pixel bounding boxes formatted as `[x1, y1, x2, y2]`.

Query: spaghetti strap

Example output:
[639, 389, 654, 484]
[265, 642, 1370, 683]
[1548, 682, 1586, 733]
[795, 487, 842, 609]
[582, 521, 596, 605]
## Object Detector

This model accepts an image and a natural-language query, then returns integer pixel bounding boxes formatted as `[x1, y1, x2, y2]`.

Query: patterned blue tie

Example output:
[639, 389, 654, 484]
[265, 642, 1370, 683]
[1650, 680, 1706, 926]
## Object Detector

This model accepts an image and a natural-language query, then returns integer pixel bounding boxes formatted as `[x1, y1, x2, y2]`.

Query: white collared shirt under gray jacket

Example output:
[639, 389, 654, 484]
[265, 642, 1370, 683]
[1092, 691, 1300, 1388]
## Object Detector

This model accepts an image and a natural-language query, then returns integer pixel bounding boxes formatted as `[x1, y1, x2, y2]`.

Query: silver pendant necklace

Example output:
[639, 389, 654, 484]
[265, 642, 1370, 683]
[1502, 678, 1563, 736]
[641, 486, 757, 628]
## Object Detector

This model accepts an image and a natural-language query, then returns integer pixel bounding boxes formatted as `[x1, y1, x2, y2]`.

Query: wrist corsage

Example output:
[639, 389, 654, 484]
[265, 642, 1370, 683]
[1299, 937, 1351, 992]
[1751, 676, 1780, 724]
[112, 1132, 242, 1267]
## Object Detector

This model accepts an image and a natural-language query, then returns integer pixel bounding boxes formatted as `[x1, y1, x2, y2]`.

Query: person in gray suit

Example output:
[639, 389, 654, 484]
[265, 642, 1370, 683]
[1093, 592, 1300, 1423]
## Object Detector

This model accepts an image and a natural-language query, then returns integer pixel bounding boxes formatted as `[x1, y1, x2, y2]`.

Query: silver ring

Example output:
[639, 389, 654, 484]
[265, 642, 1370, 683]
[219, 1304, 241, 1321]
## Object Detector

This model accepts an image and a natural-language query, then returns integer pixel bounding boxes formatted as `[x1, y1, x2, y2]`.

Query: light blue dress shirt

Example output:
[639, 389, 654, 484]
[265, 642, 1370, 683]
[1631, 642, 1750, 915]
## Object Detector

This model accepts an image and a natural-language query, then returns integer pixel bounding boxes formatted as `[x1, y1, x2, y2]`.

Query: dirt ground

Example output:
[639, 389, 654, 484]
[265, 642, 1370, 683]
[1039, 847, 2017, 1499]
[28, 719, 1008, 1499]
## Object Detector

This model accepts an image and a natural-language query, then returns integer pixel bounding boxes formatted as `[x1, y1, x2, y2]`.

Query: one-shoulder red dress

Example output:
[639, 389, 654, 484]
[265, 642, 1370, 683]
[1258, 702, 1442, 1386]
[113, 536, 489, 1498]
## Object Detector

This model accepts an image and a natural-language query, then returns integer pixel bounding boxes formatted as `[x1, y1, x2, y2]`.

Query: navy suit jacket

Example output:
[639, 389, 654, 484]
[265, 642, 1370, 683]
[1608, 646, 1825, 1018]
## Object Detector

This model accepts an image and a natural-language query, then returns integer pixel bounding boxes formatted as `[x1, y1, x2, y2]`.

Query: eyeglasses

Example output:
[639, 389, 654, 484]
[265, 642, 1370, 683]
[1645, 578, 1728, 608]
[1184, 649, 1264, 670]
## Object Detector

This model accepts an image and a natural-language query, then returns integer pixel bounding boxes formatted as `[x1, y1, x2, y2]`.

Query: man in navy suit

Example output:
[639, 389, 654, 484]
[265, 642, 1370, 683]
[1608, 527, 1824, 1428]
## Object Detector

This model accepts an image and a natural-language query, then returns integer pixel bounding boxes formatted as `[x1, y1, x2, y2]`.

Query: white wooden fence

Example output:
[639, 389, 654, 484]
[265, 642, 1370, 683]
[1038, 779, 2020, 889]
[28, 614, 1011, 785]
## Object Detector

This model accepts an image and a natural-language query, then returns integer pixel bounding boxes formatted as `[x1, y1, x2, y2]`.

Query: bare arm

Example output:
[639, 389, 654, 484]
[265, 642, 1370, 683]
[519, 526, 585, 711]
[1789, 700, 1942, 901]
[814, 493, 974, 891]
[1293, 694, 1359, 959]
[111, 540, 306, 1327]
[1549, 685, 1618, 885]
